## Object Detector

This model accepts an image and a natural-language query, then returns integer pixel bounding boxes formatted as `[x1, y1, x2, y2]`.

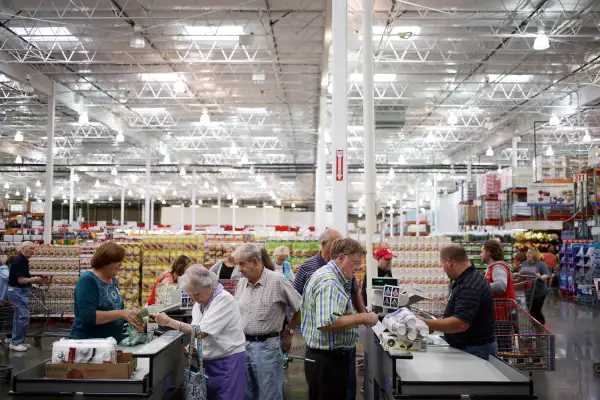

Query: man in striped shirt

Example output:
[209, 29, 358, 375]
[291, 228, 365, 400]
[301, 238, 378, 400]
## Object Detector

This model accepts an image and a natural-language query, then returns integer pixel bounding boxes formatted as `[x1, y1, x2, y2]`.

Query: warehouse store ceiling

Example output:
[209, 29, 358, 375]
[0, 0, 599, 214]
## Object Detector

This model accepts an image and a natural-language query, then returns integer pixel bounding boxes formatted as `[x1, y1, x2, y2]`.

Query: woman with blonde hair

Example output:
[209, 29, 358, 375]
[518, 247, 550, 324]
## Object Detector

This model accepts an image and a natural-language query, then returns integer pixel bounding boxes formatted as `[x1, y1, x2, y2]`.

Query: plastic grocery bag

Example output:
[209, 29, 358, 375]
[119, 309, 151, 347]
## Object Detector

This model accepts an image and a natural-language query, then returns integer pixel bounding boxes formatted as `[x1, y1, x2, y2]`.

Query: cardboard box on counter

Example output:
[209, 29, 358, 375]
[45, 352, 136, 380]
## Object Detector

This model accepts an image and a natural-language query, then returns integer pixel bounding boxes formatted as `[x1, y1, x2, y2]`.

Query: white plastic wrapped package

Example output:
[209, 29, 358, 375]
[51, 337, 118, 364]
[382, 308, 430, 341]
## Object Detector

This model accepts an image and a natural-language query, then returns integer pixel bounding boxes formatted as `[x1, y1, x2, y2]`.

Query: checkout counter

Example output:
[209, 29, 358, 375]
[10, 293, 195, 399]
[363, 279, 537, 399]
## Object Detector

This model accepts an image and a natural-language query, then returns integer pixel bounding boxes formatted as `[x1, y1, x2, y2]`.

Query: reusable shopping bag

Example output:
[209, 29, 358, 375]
[184, 325, 207, 400]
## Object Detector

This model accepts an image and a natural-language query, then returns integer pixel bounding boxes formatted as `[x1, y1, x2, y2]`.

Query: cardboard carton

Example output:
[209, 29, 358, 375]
[45, 352, 136, 380]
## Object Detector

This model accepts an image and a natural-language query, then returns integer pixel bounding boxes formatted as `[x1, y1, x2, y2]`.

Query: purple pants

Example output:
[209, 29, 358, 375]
[205, 351, 246, 400]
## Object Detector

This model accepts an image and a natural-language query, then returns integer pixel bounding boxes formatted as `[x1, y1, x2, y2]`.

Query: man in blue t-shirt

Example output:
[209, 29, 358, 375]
[7, 242, 46, 352]
[419, 244, 497, 360]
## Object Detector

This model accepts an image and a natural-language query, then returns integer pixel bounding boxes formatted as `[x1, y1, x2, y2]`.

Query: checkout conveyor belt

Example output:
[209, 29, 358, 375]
[363, 327, 537, 399]
[9, 330, 186, 399]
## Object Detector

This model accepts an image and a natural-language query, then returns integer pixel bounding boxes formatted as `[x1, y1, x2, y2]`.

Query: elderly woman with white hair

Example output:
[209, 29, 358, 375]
[154, 265, 246, 400]
[272, 245, 294, 282]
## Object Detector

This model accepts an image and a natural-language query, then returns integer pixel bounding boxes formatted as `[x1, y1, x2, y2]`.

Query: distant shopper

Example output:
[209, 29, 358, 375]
[293, 228, 366, 400]
[543, 247, 559, 289]
[154, 266, 246, 400]
[361, 247, 393, 306]
[233, 243, 301, 400]
[518, 248, 550, 324]
[0, 256, 12, 301]
[70, 242, 142, 342]
[210, 245, 242, 280]
[272, 245, 294, 282]
[419, 244, 497, 360]
[301, 238, 378, 400]
[147, 255, 192, 306]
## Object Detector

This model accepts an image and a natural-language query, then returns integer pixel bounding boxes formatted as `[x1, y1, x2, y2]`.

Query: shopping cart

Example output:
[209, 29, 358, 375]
[28, 283, 74, 344]
[0, 300, 15, 381]
[493, 298, 555, 372]
[513, 274, 539, 312]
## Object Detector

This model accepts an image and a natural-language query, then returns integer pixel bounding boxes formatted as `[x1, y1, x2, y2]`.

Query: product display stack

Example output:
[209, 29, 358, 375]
[141, 236, 204, 305]
[386, 236, 452, 307]
[558, 240, 599, 303]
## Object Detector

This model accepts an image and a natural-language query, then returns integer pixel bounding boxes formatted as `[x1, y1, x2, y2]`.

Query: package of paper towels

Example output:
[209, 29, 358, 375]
[382, 308, 430, 341]
[51, 337, 118, 364]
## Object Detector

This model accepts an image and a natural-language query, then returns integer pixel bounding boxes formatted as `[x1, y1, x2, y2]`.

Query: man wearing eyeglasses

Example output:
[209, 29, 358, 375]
[301, 238, 378, 400]
[418, 244, 497, 361]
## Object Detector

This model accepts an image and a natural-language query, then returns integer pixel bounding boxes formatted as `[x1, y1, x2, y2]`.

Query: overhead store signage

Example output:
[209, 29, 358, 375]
[335, 150, 344, 181]
[526, 183, 574, 206]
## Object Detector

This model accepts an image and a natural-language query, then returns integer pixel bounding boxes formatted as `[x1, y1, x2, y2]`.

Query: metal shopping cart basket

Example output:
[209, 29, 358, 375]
[28, 283, 74, 344]
[513, 274, 539, 312]
[0, 300, 16, 381]
[494, 298, 555, 372]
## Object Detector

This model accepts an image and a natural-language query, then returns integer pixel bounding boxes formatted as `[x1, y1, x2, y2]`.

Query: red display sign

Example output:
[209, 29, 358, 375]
[335, 150, 344, 181]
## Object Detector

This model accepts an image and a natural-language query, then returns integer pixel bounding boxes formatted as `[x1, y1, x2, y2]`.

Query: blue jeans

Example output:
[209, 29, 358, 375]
[244, 337, 283, 400]
[464, 341, 498, 361]
[7, 286, 30, 346]
[346, 347, 356, 400]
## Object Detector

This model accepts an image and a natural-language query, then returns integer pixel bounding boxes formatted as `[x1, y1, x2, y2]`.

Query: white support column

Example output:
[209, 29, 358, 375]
[232, 203, 236, 233]
[180, 202, 184, 229]
[217, 195, 222, 227]
[25, 185, 29, 202]
[43, 81, 55, 244]
[433, 179, 438, 233]
[120, 186, 125, 227]
[315, 95, 327, 233]
[399, 199, 404, 237]
[331, 0, 348, 236]
[150, 197, 155, 229]
[191, 170, 197, 233]
[144, 148, 151, 231]
[262, 202, 267, 229]
[467, 159, 472, 183]
[388, 208, 393, 238]
[363, 0, 377, 309]
[512, 136, 519, 169]
[69, 168, 75, 224]
[415, 180, 420, 238]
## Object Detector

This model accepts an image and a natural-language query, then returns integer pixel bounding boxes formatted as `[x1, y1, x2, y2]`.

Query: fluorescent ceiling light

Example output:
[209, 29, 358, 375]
[398, 155, 407, 164]
[78, 111, 89, 125]
[115, 132, 125, 142]
[94, 179, 100, 188]
[447, 114, 458, 125]
[163, 154, 171, 163]
[583, 131, 592, 143]
[127, 189, 133, 196]
[109, 196, 113, 201]
[130, 37, 145, 49]
[371, 26, 421, 40]
[139, 73, 182, 82]
[180, 167, 186, 176]
[546, 146, 554, 156]
[15, 190, 20, 196]
[247, 205, 257, 208]
[487, 74, 532, 84]
[13, 27, 77, 42]
[35, 180, 41, 187]
[184, 25, 244, 41]
[15, 155, 22, 164]
[174, 79, 186, 93]
[237, 107, 267, 114]
[425, 131, 435, 142]
[349, 73, 396, 82]
[486, 146, 494, 157]
[14, 131, 23, 142]
[389, 168, 395, 178]
[200, 108, 210, 125]
[549, 113, 560, 126]
[111, 167, 118, 176]
[132, 107, 167, 114]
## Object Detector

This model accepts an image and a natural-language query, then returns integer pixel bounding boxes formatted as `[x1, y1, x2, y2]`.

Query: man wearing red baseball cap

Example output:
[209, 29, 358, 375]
[361, 248, 394, 306]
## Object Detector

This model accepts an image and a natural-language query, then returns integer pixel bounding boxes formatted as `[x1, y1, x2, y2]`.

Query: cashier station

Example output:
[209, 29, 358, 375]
[10, 292, 193, 399]
[363, 278, 537, 400]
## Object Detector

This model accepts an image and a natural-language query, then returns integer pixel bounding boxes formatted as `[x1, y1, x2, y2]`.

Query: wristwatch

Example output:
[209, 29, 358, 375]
[287, 328, 295, 335]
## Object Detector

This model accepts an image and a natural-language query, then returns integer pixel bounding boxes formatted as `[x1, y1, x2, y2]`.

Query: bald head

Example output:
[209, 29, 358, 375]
[440, 244, 470, 280]
[319, 228, 343, 262]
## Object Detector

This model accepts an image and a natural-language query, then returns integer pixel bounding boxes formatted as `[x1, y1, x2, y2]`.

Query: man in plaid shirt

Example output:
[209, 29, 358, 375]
[301, 238, 378, 400]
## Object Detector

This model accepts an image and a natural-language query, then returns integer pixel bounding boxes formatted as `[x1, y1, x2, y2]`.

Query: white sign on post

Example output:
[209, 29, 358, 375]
[526, 183, 574, 206]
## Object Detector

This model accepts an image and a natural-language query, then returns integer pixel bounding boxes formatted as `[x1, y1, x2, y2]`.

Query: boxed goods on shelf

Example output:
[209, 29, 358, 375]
[264, 238, 320, 272]
[477, 172, 501, 196]
[500, 167, 533, 190]
[461, 181, 477, 202]
[483, 200, 500, 220]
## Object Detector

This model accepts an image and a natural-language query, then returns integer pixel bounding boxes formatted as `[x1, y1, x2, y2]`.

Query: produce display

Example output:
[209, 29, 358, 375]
[514, 231, 560, 253]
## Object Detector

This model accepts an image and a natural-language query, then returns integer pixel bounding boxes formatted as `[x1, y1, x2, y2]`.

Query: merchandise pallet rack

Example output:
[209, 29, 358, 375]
[558, 241, 600, 304]
[499, 188, 532, 225]
[457, 241, 513, 270]
[572, 166, 600, 239]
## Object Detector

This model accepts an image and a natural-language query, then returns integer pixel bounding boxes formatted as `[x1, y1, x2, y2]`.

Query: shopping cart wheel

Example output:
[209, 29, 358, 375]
[283, 359, 290, 370]
[594, 362, 600, 374]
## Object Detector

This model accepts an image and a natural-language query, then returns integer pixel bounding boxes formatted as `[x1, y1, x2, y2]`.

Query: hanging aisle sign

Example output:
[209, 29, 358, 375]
[336, 150, 344, 181]
[526, 182, 574, 206]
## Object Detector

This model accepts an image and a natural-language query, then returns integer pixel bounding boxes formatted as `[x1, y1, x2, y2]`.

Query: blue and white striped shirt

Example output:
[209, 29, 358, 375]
[301, 261, 358, 350]
[293, 253, 359, 295]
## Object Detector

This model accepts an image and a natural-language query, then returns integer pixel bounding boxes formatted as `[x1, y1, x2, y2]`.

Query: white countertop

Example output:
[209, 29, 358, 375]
[396, 346, 510, 382]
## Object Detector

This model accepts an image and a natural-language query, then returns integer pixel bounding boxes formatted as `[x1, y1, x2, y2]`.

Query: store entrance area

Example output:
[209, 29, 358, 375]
[0, 297, 598, 400]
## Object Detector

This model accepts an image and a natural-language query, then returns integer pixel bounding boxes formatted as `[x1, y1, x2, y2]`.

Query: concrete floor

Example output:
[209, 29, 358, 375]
[0, 295, 599, 399]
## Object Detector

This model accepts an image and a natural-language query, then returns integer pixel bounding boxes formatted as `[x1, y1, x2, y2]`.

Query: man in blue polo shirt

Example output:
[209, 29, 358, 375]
[419, 243, 497, 360]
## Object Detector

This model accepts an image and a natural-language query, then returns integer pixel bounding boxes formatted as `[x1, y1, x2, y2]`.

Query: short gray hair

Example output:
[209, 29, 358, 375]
[178, 265, 218, 291]
[273, 245, 290, 259]
[318, 228, 341, 244]
[20, 241, 34, 250]
[233, 242, 261, 263]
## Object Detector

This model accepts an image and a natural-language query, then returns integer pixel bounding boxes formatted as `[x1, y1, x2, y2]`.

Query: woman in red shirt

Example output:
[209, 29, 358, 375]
[147, 255, 192, 306]
[543, 247, 558, 289]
